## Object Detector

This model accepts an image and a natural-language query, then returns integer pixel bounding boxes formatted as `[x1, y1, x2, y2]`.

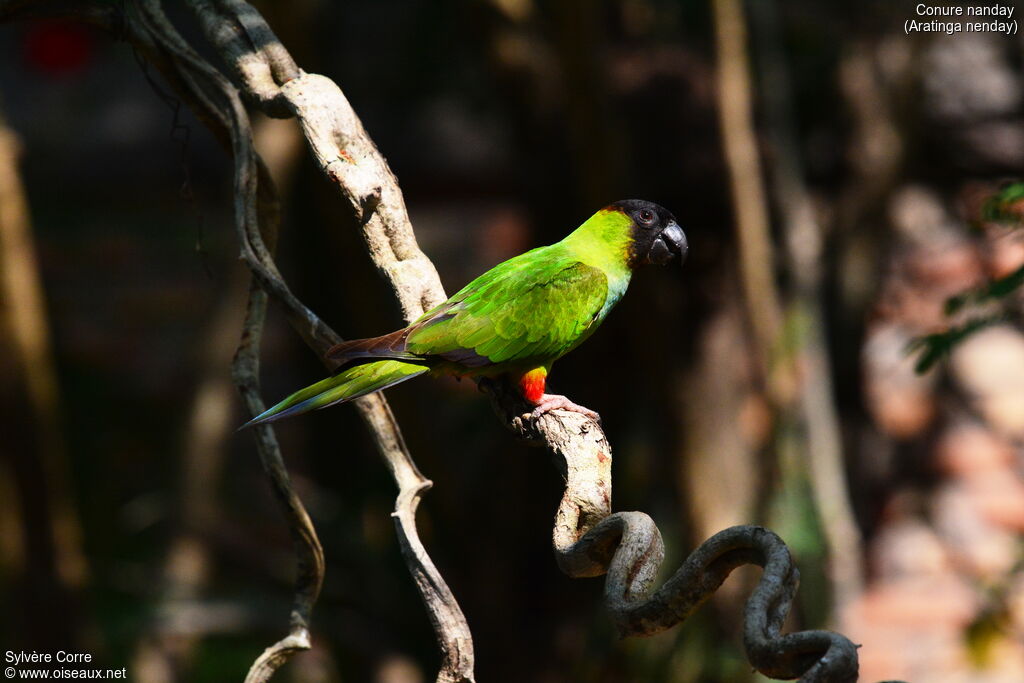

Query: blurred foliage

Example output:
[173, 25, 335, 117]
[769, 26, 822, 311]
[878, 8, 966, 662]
[945, 264, 1024, 316]
[913, 181, 1024, 373]
[911, 315, 1005, 373]
[981, 181, 1024, 226]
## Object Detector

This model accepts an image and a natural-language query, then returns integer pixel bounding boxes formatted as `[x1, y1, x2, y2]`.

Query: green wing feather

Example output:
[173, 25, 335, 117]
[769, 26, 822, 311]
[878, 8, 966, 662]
[406, 247, 609, 367]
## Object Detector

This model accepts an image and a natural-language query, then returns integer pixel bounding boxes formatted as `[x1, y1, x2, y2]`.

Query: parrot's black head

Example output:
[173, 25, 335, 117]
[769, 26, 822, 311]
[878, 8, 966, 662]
[611, 199, 688, 269]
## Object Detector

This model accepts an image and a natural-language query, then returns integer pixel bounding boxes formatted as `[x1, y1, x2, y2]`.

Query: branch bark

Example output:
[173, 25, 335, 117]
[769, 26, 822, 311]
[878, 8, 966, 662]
[486, 384, 861, 682]
[0, 2, 873, 681]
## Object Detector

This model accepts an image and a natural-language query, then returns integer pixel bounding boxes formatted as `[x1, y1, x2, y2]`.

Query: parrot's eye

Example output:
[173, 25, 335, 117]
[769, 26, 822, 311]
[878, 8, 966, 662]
[638, 209, 655, 225]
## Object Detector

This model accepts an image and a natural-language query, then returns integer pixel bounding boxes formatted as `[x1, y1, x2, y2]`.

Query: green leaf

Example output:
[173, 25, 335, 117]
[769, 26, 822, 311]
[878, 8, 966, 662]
[912, 182, 1024, 373]
[910, 316, 1004, 373]
[944, 263, 1024, 315]
[981, 181, 1024, 226]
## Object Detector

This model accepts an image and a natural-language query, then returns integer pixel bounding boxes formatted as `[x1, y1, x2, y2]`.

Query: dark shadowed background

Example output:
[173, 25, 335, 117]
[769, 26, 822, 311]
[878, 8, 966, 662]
[2, 1, 1024, 681]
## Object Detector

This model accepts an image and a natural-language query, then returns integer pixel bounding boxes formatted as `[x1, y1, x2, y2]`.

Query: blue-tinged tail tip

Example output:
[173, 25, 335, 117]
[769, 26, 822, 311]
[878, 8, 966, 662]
[237, 408, 277, 431]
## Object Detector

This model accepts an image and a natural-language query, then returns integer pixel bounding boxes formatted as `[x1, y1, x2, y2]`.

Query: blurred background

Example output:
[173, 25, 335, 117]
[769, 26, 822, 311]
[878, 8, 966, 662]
[2, 1, 1024, 681]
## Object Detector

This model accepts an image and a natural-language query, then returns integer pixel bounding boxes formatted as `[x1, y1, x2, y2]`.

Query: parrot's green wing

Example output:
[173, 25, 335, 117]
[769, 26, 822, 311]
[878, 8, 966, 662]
[405, 249, 609, 368]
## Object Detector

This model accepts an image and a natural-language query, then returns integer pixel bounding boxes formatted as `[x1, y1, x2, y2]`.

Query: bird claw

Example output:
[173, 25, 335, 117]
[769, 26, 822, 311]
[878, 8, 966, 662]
[530, 394, 602, 422]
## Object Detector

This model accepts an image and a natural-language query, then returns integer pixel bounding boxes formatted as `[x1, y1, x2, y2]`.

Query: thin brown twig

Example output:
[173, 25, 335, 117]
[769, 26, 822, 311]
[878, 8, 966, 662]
[115, 5, 325, 681]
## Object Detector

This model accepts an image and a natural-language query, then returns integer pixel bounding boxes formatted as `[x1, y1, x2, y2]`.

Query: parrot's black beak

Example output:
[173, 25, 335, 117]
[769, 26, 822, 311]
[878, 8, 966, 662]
[647, 221, 688, 266]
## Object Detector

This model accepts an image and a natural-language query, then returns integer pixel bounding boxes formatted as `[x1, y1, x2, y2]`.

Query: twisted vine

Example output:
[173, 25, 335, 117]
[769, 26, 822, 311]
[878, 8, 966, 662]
[0, 2, 870, 681]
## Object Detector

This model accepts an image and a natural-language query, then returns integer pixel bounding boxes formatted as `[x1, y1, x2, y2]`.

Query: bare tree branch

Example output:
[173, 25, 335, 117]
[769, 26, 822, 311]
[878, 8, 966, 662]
[124, 2, 473, 680]
[486, 385, 862, 683]
[130, 2, 471, 681]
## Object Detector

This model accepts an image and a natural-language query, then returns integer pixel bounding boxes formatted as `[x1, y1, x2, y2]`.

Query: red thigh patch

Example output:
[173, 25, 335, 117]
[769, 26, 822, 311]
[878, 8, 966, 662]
[519, 368, 547, 404]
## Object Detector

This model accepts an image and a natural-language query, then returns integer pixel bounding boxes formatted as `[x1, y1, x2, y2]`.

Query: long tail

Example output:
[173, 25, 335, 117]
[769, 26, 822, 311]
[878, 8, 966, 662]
[242, 360, 428, 428]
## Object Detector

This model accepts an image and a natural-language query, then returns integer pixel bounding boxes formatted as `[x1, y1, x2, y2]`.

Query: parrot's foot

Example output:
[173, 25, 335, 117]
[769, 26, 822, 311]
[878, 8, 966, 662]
[530, 394, 601, 422]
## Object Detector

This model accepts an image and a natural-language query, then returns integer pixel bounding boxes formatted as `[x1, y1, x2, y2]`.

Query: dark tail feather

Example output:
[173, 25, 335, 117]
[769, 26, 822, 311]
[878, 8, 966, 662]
[241, 360, 428, 429]
[325, 328, 421, 366]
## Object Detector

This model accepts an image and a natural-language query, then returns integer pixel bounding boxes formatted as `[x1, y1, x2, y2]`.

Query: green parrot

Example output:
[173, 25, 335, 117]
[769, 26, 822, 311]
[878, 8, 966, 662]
[245, 200, 686, 427]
